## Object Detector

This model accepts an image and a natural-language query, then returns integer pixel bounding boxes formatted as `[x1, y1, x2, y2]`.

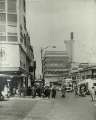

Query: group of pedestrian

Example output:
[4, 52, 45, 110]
[44, 86, 51, 98]
[31, 85, 57, 99]
[73, 84, 96, 102]
[73, 84, 87, 97]
[30, 85, 43, 98]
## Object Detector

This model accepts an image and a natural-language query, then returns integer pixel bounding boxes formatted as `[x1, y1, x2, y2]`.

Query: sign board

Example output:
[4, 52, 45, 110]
[0, 44, 20, 68]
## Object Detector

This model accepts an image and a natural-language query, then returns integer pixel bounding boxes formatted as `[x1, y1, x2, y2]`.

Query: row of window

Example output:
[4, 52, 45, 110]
[0, 32, 17, 36]
[0, 0, 26, 13]
[0, 24, 17, 34]
[0, 0, 17, 13]
[0, 13, 17, 26]
[45, 71, 65, 74]
[0, 36, 17, 41]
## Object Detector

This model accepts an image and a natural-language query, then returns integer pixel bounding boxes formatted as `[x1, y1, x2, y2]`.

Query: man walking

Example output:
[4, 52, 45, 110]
[51, 86, 56, 99]
[89, 87, 95, 101]
[74, 85, 78, 96]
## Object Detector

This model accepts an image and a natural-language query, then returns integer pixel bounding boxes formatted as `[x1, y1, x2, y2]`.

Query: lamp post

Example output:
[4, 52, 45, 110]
[41, 45, 56, 86]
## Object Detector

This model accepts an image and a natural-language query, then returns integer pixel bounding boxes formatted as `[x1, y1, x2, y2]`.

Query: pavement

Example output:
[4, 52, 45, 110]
[0, 92, 96, 120]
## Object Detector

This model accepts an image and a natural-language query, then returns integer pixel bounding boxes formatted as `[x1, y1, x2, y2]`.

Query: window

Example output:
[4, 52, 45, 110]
[0, 1, 5, 12]
[8, 14, 17, 26]
[0, 36, 6, 41]
[0, 13, 6, 23]
[7, 25, 17, 35]
[7, 0, 16, 12]
[8, 36, 17, 42]
[0, 25, 5, 32]
[8, 32, 17, 36]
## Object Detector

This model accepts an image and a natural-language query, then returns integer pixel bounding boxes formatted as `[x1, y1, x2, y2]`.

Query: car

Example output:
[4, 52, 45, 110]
[66, 87, 72, 92]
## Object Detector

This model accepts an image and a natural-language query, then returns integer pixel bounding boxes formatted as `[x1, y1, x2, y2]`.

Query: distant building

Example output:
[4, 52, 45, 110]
[71, 65, 96, 84]
[64, 32, 74, 62]
[42, 50, 71, 84]
[0, 0, 34, 90]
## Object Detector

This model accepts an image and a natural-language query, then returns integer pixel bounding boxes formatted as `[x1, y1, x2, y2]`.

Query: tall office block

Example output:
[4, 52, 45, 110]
[42, 50, 71, 85]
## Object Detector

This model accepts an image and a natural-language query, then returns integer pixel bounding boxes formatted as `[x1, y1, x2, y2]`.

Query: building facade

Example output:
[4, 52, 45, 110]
[42, 50, 71, 85]
[71, 64, 96, 84]
[0, 0, 34, 91]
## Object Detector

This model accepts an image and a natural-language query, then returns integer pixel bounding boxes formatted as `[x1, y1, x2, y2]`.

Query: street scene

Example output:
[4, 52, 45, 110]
[0, 0, 96, 120]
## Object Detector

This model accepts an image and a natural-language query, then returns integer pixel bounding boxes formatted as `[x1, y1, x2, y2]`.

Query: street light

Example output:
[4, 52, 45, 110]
[41, 45, 56, 60]
[40, 45, 56, 85]
[41, 45, 56, 63]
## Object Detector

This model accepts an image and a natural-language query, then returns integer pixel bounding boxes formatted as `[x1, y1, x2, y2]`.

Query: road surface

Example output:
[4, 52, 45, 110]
[0, 92, 96, 120]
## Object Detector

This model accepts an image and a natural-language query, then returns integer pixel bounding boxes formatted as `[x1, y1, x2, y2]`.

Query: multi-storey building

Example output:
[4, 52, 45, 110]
[42, 50, 71, 85]
[0, 0, 34, 91]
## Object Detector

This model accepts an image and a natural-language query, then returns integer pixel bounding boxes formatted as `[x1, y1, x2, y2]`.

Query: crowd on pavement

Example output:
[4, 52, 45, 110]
[0, 83, 96, 103]
[0, 84, 57, 100]
[29, 85, 57, 99]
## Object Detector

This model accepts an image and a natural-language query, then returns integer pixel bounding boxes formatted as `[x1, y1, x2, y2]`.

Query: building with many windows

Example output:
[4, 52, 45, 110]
[42, 50, 71, 85]
[0, 0, 34, 92]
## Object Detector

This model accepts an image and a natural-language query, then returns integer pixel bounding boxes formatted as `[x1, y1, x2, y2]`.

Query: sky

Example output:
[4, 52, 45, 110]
[26, 0, 96, 77]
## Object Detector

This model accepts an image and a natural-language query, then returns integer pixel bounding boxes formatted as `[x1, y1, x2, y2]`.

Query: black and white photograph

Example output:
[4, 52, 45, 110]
[0, 0, 96, 120]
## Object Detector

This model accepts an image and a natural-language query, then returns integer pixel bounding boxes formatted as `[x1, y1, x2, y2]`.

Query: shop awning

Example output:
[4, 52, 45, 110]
[0, 74, 13, 78]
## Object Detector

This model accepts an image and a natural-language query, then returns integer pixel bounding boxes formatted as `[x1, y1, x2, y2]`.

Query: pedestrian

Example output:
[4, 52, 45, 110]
[47, 86, 51, 98]
[13, 87, 16, 96]
[81, 85, 86, 97]
[31, 86, 36, 98]
[41, 86, 44, 97]
[16, 88, 19, 96]
[74, 85, 78, 96]
[44, 86, 48, 98]
[27, 86, 31, 96]
[61, 85, 66, 97]
[45, 86, 51, 98]
[36, 86, 42, 97]
[51, 86, 56, 99]
[89, 87, 95, 101]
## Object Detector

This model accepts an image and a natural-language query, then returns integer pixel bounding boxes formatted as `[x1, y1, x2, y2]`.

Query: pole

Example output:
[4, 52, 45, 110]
[41, 48, 43, 78]
[41, 48, 45, 86]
